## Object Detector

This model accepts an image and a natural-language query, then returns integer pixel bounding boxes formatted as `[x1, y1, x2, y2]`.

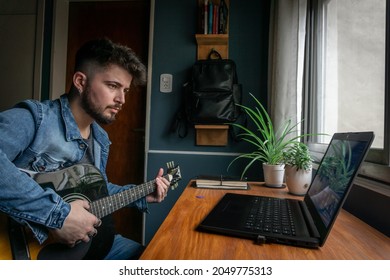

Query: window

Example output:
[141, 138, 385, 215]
[304, 0, 390, 184]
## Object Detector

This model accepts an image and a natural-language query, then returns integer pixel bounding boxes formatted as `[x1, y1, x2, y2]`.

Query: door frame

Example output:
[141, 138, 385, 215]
[50, 0, 155, 245]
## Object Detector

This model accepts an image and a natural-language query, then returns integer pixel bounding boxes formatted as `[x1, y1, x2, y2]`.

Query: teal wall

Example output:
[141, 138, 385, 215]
[145, 0, 270, 244]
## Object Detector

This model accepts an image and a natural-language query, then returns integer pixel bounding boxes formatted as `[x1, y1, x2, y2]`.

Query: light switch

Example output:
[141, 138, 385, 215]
[160, 73, 173, 93]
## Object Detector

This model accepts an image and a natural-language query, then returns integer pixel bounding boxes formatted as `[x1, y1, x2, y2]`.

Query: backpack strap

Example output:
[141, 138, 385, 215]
[229, 113, 247, 143]
[170, 109, 188, 138]
[170, 83, 190, 138]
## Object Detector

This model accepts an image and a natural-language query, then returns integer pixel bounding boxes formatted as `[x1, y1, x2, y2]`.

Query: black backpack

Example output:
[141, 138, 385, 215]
[172, 49, 243, 138]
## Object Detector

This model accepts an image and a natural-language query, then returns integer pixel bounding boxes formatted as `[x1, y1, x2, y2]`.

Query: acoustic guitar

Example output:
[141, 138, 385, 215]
[0, 161, 181, 260]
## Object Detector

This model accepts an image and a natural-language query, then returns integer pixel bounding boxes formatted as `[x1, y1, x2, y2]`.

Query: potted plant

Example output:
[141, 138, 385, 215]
[228, 93, 307, 188]
[282, 142, 313, 195]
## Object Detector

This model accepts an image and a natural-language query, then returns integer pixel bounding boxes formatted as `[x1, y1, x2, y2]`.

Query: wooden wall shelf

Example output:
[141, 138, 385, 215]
[193, 1, 230, 146]
[195, 34, 229, 59]
[195, 124, 229, 146]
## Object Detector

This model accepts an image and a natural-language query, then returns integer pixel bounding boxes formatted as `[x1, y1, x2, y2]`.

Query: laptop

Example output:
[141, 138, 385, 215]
[197, 132, 375, 248]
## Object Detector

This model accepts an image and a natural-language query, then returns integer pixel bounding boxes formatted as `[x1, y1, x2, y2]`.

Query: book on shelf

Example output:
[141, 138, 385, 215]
[198, 0, 228, 35]
[195, 175, 248, 190]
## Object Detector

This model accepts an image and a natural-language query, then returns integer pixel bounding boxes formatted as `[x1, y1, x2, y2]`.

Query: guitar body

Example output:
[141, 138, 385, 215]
[33, 164, 116, 260]
[0, 162, 181, 260]
[0, 213, 13, 259]
[2, 164, 116, 260]
[0, 213, 112, 260]
[0, 212, 53, 260]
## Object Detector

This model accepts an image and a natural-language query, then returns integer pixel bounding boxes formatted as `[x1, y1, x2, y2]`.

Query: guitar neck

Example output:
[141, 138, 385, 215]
[89, 174, 170, 219]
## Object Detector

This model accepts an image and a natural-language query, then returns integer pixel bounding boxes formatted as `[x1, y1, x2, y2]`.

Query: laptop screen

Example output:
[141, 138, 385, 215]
[304, 132, 374, 243]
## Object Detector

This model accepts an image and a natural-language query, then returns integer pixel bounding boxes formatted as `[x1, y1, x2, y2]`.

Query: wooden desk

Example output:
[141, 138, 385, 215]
[141, 181, 390, 260]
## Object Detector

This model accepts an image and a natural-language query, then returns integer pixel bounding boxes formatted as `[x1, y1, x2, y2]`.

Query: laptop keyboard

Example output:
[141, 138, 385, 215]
[243, 197, 296, 236]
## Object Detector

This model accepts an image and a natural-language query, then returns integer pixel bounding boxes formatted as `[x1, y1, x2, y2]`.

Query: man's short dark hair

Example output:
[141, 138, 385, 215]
[75, 38, 147, 87]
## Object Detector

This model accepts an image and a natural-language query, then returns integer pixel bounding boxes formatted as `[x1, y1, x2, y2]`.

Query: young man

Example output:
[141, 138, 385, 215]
[0, 38, 170, 259]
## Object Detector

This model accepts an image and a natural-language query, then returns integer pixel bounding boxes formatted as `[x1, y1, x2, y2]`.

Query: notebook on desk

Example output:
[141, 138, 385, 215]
[197, 132, 374, 248]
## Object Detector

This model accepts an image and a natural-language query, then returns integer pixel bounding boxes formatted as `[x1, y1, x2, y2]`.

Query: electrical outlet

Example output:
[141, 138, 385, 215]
[160, 74, 173, 93]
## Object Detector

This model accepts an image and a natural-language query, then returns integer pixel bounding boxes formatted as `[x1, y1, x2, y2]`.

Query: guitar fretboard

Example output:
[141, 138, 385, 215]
[90, 174, 170, 218]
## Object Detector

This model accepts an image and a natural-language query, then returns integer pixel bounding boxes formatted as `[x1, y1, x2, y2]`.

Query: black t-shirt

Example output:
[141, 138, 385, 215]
[79, 134, 115, 260]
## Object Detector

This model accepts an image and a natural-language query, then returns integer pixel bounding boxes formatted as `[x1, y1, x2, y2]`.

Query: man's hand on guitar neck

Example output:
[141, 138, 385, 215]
[49, 200, 101, 247]
[146, 168, 171, 203]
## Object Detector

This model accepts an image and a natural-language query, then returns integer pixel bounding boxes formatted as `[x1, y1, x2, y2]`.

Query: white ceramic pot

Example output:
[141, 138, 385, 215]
[285, 165, 312, 195]
[262, 163, 285, 188]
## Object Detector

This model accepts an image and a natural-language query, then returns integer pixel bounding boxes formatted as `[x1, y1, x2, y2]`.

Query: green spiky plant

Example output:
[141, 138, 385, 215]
[228, 93, 313, 179]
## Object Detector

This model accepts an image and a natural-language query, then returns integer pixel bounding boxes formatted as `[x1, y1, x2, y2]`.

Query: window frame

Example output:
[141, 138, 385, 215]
[303, 0, 390, 187]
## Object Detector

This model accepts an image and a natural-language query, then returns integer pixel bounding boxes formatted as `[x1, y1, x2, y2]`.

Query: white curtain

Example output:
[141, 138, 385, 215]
[268, 0, 307, 136]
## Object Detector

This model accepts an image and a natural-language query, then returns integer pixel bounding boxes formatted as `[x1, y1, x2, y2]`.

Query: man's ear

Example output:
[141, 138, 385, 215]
[73, 71, 87, 93]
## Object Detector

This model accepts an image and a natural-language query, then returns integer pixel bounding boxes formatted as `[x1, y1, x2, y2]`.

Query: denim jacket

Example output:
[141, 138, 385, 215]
[0, 94, 147, 243]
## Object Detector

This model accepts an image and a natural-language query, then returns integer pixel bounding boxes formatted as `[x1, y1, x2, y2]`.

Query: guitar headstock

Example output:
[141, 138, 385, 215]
[166, 161, 182, 190]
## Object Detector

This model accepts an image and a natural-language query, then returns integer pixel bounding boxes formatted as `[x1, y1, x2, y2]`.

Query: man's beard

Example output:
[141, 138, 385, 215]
[81, 86, 120, 125]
